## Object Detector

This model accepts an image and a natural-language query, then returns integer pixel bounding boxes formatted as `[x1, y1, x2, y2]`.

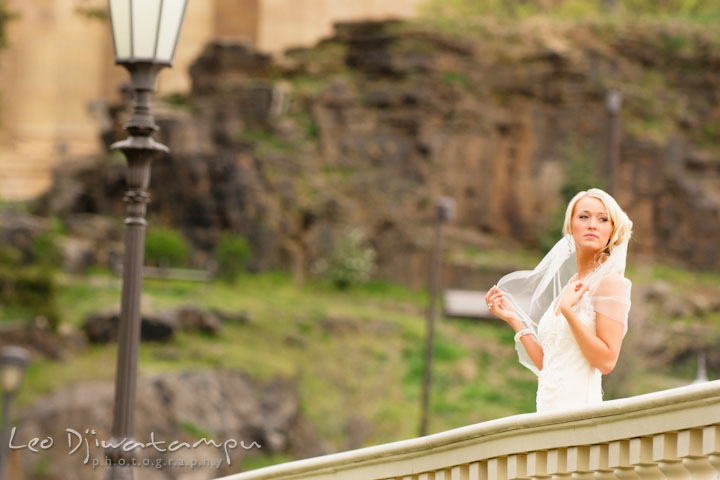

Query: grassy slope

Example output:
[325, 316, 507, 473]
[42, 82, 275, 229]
[14, 261, 717, 470]
[18, 271, 536, 452]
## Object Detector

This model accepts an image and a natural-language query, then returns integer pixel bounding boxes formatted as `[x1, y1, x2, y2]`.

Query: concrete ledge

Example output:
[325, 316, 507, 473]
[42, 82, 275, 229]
[216, 380, 720, 479]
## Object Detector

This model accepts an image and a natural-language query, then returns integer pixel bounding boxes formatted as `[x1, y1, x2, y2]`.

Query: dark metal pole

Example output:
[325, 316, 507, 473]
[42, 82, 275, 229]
[694, 351, 708, 384]
[0, 346, 29, 480]
[105, 63, 168, 480]
[419, 197, 455, 437]
[603, 0, 616, 12]
[0, 393, 11, 480]
[605, 89, 623, 196]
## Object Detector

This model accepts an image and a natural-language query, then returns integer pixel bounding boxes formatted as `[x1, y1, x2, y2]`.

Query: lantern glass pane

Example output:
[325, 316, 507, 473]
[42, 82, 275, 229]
[155, 0, 187, 63]
[131, 0, 162, 59]
[109, 0, 131, 60]
[0, 364, 22, 394]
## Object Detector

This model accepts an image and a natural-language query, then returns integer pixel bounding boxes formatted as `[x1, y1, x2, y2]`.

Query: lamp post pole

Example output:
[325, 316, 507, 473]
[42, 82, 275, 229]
[0, 346, 30, 480]
[0, 384, 14, 480]
[605, 89, 623, 196]
[104, 2, 188, 478]
[419, 197, 455, 437]
[0, 391, 10, 480]
[104, 64, 169, 480]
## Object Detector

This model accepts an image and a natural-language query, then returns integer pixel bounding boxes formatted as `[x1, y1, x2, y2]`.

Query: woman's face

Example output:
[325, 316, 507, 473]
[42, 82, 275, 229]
[570, 196, 613, 253]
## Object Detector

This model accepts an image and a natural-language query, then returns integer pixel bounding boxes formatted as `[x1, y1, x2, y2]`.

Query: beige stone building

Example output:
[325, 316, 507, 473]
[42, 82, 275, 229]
[0, 0, 423, 200]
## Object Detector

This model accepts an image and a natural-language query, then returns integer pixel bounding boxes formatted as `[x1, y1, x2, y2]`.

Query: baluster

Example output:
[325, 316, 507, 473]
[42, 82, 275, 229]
[653, 432, 690, 480]
[629, 437, 664, 480]
[568, 446, 593, 480]
[401, 476, 417, 480]
[469, 460, 488, 480]
[589, 443, 614, 480]
[508, 454, 530, 480]
[435, 469, 451, 480]
[609, 440, 640, 480]
[548, 448, 570, 480]
[528, 451, 551, 480]
[488, 457, 508, 480]
[419, 473, 433, 480]
[451, 464, 470, 480]
[702, 425, 720, 478]
[679, 429, 717, 480]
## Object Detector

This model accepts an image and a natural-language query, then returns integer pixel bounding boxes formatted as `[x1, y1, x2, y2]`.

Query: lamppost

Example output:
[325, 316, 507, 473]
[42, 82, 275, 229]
[605, 89, 623, 196]
[0, 346, 30, 480]
[692, 351, 709, 384]
[105, 1, 188, 478]
[419, 197, 455, 437]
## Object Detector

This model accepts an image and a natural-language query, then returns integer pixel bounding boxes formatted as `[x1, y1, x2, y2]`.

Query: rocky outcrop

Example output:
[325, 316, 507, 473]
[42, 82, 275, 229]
[16, 370, 324, 480]
[82, 306, 223, 343]
[36, 21, 720, 284]
[637, 281, 720, 371]
[175, 305, 222, 333]
[83, 311, 177, 343]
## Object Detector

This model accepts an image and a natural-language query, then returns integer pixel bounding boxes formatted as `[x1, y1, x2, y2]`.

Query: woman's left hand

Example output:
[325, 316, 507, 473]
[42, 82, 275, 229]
[558, 280, 590, 315]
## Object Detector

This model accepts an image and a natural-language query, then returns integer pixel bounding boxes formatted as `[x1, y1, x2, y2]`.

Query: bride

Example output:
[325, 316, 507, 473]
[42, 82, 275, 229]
[485, 188, 633, 412]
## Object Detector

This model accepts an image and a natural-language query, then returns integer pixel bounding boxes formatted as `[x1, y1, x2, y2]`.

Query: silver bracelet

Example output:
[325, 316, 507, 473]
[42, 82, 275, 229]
[514, 328, 535, 342]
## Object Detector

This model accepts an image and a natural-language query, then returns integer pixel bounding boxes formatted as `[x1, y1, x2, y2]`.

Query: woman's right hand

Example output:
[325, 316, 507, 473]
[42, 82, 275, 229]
[485, 285, 519, 326]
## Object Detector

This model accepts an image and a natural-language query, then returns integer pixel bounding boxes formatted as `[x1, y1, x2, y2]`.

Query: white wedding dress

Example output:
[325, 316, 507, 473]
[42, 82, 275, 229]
[536, 287, 603, 412]
[498, 233, 632, 413]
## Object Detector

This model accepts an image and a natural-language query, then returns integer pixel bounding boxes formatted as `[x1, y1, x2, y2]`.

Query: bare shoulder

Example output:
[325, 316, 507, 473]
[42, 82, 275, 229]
[595, 273, 631, 296]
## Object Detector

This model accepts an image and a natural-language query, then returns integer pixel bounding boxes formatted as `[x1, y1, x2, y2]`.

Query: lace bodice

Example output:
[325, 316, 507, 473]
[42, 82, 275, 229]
[536, 288, 602, 412]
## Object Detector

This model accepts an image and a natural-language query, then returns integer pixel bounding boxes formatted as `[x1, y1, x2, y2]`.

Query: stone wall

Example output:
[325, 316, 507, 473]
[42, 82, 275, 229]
[0, 0, 218, 199]
[0, 0, 423, 200]
[256, 0, 424, 52]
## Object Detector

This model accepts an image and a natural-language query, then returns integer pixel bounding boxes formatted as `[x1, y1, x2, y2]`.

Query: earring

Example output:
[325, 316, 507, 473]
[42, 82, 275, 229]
[567, 236, 573, 255]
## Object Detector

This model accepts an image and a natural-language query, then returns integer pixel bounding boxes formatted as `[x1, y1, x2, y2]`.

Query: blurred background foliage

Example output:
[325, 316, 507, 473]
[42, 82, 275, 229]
[313, 229, 378, 289]
[215, 232, 253, 283]
[420, 0, 720, 20]
[144, 226, 191, 268]
[0, 243, 60, 332]
[0, 0, 16, 49]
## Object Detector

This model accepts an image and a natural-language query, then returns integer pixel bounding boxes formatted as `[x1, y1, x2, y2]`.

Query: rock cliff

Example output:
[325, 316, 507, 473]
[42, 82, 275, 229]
[38, 20, 720, 284]
[15, 371, 322, 479]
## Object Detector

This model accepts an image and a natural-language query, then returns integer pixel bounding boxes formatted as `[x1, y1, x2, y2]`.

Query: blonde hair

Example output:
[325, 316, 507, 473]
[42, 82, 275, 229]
[562, 188, 633, 265]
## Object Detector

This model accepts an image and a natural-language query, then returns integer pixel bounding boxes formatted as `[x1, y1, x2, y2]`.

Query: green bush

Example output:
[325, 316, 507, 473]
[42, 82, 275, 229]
[214, 233, 253, 283]
[30, 232, 63, 270]
[0, 244, 21, 266]
[0, 240, 60, 330]
[145, 227, 190, 268]
[315, 229, 377, 289]
[0, 265, 60, 330]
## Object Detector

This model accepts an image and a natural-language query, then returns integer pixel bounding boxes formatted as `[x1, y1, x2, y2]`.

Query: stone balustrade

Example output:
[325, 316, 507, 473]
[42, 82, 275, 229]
[218, 380, 720, 480]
